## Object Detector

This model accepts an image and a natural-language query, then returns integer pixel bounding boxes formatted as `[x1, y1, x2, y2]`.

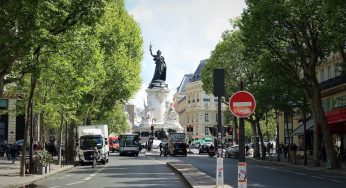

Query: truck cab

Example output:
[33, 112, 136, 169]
[77, 125, 109, 165]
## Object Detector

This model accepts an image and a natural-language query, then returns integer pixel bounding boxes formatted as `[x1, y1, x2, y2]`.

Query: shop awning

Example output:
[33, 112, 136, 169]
[291, 118, 314, 136]
[326, 108, 346, 124]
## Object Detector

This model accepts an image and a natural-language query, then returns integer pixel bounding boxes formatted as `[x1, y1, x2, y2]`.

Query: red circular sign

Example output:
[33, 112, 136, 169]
[229, 91, 256, 118]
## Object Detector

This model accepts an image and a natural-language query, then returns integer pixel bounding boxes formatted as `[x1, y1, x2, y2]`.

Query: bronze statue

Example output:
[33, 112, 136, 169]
[149, 43, 167, 88]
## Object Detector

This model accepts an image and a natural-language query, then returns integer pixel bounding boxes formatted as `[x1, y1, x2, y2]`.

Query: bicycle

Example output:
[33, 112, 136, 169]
[92, 156, 97, 168]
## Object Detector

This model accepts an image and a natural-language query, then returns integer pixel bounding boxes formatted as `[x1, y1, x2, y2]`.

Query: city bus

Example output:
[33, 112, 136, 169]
[119, 133, 140, 156]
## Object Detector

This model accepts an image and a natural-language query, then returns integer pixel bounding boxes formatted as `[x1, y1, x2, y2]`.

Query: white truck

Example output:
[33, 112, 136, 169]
[77, 125, 109, 165]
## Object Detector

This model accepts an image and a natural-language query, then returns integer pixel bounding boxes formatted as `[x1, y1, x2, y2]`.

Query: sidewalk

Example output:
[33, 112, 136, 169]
[247, 152, 346, 175]
[0, 156, 74, 188]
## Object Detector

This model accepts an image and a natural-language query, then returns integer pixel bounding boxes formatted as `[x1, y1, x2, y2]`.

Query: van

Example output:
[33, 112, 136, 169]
[170, 142, 187, 157]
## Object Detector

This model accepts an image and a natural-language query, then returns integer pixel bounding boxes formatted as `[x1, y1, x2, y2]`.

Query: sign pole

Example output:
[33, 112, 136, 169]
[238, 81, 247, 188]
[229, 82, 256, 188]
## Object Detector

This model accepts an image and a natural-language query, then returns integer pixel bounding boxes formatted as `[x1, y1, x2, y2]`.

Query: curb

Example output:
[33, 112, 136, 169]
[167, 162, 232, 188]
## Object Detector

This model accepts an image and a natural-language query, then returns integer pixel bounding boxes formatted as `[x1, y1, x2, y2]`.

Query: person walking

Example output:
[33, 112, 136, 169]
[159, 143, 163, 156]
[291, 143, 298, 164]
[10, 143, 18, 164]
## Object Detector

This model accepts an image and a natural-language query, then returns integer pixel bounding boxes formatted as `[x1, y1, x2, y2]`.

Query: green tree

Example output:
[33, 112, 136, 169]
[240, 0, 345, 168]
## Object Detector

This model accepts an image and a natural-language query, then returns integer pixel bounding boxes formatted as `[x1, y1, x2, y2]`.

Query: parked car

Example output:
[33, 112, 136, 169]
[225, 145, 239, 158]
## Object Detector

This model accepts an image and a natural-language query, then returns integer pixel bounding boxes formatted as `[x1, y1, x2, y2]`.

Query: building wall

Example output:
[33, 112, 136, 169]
[7, 99, 16, 144]
[176, 80, 227, 141]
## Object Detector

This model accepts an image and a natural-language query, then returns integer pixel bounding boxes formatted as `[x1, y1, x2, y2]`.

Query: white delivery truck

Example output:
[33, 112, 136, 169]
[77, 125, 109, 165]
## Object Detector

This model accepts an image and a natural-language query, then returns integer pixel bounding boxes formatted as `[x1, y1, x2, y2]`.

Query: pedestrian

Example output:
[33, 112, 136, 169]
[159, 143, 163, 156]
[10, 143, 18, 164]
[277, 144, 283, 161]
[283, 144, 288, 160]
[291, 143, 298, 164]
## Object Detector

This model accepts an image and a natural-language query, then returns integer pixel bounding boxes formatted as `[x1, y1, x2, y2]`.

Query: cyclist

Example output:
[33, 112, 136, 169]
[92, 147, 99, 168]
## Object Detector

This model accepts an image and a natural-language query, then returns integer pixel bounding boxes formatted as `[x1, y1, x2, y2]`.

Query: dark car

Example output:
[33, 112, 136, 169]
[171, 142, 187, 157]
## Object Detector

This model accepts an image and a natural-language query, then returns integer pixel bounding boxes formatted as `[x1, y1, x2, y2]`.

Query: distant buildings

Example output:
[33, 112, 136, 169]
[173, 60, 229, 143]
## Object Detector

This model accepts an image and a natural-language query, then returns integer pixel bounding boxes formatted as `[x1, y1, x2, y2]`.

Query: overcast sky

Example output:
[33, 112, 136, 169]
[126, 0, 246, 108]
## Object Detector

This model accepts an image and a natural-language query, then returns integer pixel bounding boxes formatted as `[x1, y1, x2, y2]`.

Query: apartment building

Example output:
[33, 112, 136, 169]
[174, 60, 228, 143]
[281, 52, 346, 157]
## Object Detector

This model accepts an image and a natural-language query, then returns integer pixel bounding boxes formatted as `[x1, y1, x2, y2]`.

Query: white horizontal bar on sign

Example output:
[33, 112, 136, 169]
[233, 102, 252, 107]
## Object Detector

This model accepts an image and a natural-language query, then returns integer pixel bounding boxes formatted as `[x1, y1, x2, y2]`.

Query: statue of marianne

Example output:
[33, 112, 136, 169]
[149, 43, 166, 84]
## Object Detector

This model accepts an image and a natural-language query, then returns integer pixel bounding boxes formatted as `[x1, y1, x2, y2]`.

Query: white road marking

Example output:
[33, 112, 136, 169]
[49, 186, 61, 188]
[66, 181, 85, 185]
[83, 177, 92, 181]
[293, 172, 307, 176]
[90, 173, 96, 177]
[329, 179, 343, 183]
[310, 176, 324, 179]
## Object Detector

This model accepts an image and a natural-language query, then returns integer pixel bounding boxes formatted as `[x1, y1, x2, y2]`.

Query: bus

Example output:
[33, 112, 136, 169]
[119, 133, 140, 156]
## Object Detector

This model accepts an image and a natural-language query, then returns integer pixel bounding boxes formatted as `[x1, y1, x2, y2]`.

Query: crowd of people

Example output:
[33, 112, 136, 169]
[276, 143, 298, 164]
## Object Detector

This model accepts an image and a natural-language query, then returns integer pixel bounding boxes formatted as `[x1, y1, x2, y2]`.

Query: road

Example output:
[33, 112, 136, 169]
[173, 153, 346, 188]
[26, 151, 345, 188]
[29, 152, 186, 188]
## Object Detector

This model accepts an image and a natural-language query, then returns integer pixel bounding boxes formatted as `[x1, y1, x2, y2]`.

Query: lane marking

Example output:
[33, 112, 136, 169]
[293, 172, 307, 176]
[310, 176, 324, 179]
[66, 181, 85, 185]
[90, 173, 96, 177]
[49, 186, 61, 188]
[329, 179, 343, 183]
[83, 177, 92, 181]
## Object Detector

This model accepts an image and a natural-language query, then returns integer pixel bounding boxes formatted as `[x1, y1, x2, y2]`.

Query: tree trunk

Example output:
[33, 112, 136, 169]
[20, 74, 37, 176]
[275, 110, 280, 161]
[257, 122, 266, 159]
[58, 114, 64, 166]
[310, 102, 320, 166]
[310, 76, 338, 168]
[67, 121, 77, 163]
[251, 122, 260, 158]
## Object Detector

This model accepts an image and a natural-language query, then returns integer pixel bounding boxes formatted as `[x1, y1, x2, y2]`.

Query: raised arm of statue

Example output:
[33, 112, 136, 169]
[149, 43, 154, 57]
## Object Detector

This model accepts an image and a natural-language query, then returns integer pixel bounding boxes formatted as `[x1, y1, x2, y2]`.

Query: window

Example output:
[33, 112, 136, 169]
[0, 99, 8, 109]
[320, 69, 324, 82]
[205, 127, 209, 135]
[205, 113, 209, 122]
[327, 66, 331, 79]
[192, 114, 194, 122]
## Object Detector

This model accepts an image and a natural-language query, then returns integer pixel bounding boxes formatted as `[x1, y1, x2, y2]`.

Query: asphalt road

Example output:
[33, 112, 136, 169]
[29, 152, 186, 188]
[174, 153, 346, 188]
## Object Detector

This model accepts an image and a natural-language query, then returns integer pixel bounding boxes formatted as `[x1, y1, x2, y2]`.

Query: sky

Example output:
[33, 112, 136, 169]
[126, 0, 247, 108]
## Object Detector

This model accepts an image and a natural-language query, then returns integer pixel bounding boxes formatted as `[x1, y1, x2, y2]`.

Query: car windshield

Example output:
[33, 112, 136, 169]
[113, 140, 119, 144]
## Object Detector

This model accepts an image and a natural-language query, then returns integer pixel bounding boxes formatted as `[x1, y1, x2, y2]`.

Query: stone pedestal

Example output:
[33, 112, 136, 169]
[146, 87, 170, 124]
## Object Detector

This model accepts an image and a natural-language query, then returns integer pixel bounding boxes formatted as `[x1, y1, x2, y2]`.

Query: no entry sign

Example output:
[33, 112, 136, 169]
[229, 91, 256, 118]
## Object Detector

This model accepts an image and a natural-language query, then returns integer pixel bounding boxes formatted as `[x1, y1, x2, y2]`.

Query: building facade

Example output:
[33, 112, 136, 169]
[279, 52, 346, 158]
[0, 92, 25, 145]
[174, 60, 228, 143]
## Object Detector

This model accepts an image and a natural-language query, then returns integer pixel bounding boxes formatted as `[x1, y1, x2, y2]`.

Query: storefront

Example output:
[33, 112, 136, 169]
[326, 107, 346, 159]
